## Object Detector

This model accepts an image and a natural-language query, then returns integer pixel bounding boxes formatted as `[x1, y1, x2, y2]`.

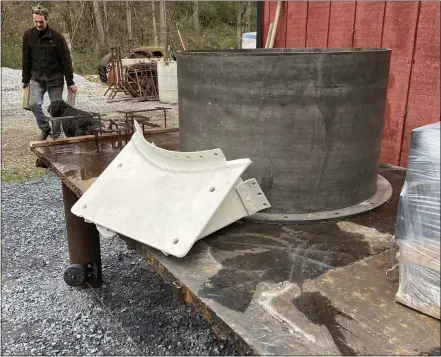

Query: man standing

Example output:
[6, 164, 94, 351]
[22, 5, 78, 140]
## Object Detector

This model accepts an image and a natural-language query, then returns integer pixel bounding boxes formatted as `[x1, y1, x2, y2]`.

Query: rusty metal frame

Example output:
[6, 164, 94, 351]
[116, 106, 171, 132]
[62, 183, 103, 288]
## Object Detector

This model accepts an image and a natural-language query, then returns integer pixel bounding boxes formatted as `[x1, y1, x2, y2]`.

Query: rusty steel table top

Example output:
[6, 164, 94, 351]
[31, 133, 440, 356]
[32, 132, 179, 197]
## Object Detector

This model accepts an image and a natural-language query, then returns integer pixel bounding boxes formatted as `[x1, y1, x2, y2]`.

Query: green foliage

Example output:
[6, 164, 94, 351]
[1, 1, 31, 69]
[1, 164, 49, 184]
[1, 37, 22, 70]
[198, 2, 237, 27]
[2, 1, 257, 74]
[178, 25, 236, 50]
[71, 52, 100, 75]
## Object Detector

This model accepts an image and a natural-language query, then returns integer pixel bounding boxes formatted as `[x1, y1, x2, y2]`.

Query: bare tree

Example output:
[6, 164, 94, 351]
[1, 3, 8, 33]
[193, 1, 200, 34]
[244, 1, 251, 32]
[63, 2, 73, 40]
[236, 2, 244, 48]
[103, 1, 108, 37]
[92, 0, 106, 57]
[131, 3, 145, 44]
[159, 0, 166, 48]
[151, 1, 158, 46]
[70, 1, 87, 48]
[126, 1, 132, 42]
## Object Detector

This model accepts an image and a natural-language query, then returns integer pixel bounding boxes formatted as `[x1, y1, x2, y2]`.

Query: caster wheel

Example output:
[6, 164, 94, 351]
[64, 264, 86, 286]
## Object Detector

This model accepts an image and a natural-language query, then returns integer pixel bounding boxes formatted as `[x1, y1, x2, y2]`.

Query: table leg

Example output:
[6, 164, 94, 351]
[62, 183, 103, 288]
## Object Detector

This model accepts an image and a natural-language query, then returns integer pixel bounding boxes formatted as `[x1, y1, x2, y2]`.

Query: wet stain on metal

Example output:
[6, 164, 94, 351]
[198, 167, 406, 313]
[419, 347, 441, 356]
[260, 167, 274, 192]
[34, 133, 180, 187]
[199, 222, 375, 312]
[292, 291, 357, 356]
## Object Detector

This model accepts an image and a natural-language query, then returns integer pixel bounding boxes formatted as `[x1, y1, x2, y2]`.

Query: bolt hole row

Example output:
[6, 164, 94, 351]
[172, 152, 219, 159]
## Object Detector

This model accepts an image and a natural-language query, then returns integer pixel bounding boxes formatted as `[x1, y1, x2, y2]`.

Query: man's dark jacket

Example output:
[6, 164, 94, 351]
[22, 26, 75, 87]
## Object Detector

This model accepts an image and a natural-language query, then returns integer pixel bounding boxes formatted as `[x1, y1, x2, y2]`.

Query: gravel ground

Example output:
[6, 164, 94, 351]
[1, 68, 239, 355]
[1, 67, 179, 122]
[1, 67, 178, 183]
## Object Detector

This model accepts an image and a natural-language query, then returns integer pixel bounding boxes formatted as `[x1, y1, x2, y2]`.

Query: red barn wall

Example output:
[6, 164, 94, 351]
[262, 1, 440, 167]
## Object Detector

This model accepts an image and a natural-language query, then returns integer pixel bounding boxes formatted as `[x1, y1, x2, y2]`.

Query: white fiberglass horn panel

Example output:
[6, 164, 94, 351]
[71, 121, 270, 258]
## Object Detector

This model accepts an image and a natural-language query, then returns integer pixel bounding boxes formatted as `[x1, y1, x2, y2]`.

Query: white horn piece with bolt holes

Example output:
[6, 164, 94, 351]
[71, 120, 271, 258]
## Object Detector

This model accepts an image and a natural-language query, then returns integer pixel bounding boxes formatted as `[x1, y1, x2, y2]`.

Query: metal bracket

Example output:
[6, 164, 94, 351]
[236, 178, 270, 216]
[71, 120, 270, 258]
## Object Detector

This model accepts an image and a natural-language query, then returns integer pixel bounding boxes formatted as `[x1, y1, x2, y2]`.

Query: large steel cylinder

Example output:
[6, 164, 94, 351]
[176, 48, 392, 222]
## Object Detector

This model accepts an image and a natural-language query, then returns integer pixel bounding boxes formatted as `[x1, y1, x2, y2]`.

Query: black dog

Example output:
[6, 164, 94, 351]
[47, 100, 98, 137]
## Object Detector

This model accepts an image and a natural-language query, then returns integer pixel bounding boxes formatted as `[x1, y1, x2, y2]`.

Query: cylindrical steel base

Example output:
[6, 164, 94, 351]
[62, 183, 102, 288]
[245, 175, 392, 224]
[177, 48, 392, 221]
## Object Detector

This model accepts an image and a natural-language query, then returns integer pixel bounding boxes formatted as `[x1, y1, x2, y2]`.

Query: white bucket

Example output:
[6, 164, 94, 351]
[242, 32, 257, 49]
[157, 60, 178, 103]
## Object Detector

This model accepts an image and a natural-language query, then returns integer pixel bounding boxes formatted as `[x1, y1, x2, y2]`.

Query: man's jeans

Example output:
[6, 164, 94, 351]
[29, 80, 63, 136]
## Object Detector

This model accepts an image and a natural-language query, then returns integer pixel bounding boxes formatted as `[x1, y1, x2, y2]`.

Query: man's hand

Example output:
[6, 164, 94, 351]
[69, 84, 78, 93]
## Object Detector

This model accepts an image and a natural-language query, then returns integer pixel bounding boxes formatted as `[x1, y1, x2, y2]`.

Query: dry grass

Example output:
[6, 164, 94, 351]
[1, 122, 49, 183]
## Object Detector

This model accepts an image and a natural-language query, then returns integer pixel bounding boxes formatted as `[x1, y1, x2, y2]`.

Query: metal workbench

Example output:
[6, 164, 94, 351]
[30, 131, 440, 356]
